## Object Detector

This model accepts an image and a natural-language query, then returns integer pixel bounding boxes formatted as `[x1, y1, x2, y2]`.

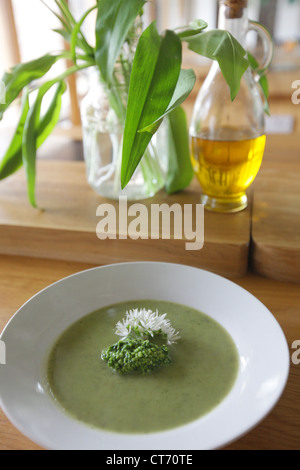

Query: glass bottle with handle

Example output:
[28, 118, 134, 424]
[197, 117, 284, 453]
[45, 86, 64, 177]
[190, 0, 274, 213]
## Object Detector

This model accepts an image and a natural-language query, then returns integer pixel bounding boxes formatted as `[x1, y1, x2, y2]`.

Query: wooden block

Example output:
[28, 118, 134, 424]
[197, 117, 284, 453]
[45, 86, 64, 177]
[252, 136, 300, 283]
[0, 160, 250, 278]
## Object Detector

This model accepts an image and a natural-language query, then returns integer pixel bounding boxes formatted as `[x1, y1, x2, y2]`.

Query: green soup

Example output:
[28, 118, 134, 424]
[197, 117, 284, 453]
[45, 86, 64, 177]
[47, 300, 239, 434]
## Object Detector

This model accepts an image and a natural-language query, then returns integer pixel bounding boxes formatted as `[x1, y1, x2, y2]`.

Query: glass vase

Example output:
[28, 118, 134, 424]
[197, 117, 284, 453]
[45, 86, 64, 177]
[81, 68, 166, 201]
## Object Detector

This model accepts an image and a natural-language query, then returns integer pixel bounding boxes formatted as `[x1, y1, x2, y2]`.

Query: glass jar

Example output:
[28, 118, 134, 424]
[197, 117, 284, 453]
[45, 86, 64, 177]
[190, 0, 273, 213]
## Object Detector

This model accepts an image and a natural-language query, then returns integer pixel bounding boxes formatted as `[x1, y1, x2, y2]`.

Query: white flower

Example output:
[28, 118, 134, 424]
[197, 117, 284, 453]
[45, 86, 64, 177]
[115, 308, 180, 345]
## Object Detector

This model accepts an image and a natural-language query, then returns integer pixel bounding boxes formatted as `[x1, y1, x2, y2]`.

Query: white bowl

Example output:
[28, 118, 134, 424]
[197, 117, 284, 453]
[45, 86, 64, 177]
[0, 262, 290, 450]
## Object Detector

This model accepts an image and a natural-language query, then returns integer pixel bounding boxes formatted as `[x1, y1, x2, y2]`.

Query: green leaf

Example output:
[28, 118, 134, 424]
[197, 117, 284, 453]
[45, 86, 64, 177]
[139, 68, 196, 134]
[53, 0, 77, 32]
[165, 106, 194, 194]
[189, 19, 208, 30]
[176, 19, 208, 39]
[22, 80, 66, 208]
[40, 0, 72, 32]
[95, 0, 145, 85]
[258, 73, 270, 115]
[0, 89, 30, 180]
[183, 30, 249, 101]
[42, 0, 92, 55]
[37, 80, 66, 147]
[121, 24, 182, 189]
[0, 53, 61, 120]
[0, 80, 66, 191]
[247, 51, 270, 115]
[53, 28, 71, 42]
[70, 5, 96, 64]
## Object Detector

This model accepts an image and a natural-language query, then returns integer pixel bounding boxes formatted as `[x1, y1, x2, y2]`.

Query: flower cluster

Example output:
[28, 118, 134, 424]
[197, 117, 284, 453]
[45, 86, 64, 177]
[115, 308, 181, 345]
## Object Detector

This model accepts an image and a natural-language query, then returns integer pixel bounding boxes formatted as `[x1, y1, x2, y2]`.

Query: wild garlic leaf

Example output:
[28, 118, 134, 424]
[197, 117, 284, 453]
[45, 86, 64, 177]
[70, 5, 96, 63]
[121, 23, 182, 189]
[0, 89, 30, 180]
[176, 19, 208, 39]
[139, 68, 196, 134]
[0, 54, 61, 120]
[257, 73, 270, 115]
[52, 28, 71, 42]
[247, 51, 270, 115]
[37, 80, 67, 147]
[183, 30, 249, 101]
[95, 0, 145, 85]
[42, 0, 92, 55]
[22, 80, 66, 208]
[53, 0, 77, 32]
[165, 106, 194, 194]
[189, 19, 208, 30]
[40, 0, 72, 33]
[0, 80, 65, 184]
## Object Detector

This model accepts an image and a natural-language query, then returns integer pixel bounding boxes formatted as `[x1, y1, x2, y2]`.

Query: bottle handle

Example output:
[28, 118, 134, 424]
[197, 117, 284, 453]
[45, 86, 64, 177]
[247, 20, 274, 79]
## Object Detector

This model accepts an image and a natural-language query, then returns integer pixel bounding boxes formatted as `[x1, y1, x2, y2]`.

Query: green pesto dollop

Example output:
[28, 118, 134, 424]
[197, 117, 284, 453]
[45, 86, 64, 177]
[101, 338, 171, 374]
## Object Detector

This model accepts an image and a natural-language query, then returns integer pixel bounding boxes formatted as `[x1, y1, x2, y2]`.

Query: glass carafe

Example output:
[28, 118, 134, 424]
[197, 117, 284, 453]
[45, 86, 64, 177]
[190, 0, 273, 213]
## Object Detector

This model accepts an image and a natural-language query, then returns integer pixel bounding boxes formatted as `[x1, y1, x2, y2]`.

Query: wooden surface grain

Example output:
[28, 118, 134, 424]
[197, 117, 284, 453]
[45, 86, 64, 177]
[252, 135, 300, 283]
[0, 160, 250, 278]
[0, 255, 299, 450]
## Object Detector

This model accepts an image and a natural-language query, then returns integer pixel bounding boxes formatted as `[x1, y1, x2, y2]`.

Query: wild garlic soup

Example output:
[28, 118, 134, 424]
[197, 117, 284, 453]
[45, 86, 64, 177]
[46, 300, 239, 434]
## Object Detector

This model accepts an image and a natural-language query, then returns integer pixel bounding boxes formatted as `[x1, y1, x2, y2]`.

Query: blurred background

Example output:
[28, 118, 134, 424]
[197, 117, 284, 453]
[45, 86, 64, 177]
[0, 0, 299, 159]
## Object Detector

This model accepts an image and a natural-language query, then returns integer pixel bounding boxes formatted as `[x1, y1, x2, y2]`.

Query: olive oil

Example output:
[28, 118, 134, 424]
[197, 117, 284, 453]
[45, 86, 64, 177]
[191, 134, 266, 212]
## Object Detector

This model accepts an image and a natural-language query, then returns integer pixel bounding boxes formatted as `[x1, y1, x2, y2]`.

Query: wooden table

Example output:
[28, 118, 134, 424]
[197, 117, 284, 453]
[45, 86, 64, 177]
[0, 134, 300, 450]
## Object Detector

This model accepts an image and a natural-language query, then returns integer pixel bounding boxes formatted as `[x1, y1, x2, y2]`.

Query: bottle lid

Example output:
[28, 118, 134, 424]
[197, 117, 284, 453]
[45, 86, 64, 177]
[220, 0, 248, 19]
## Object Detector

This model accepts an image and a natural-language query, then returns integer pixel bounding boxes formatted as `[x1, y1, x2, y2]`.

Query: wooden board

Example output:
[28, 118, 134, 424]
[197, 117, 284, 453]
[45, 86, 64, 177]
[252, 135, 300, 283]
[0, 160, 250, 278]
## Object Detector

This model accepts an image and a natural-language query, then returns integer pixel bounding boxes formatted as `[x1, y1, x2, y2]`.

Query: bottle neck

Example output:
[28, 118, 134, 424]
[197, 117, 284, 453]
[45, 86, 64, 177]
[218, 3, 248, 47]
